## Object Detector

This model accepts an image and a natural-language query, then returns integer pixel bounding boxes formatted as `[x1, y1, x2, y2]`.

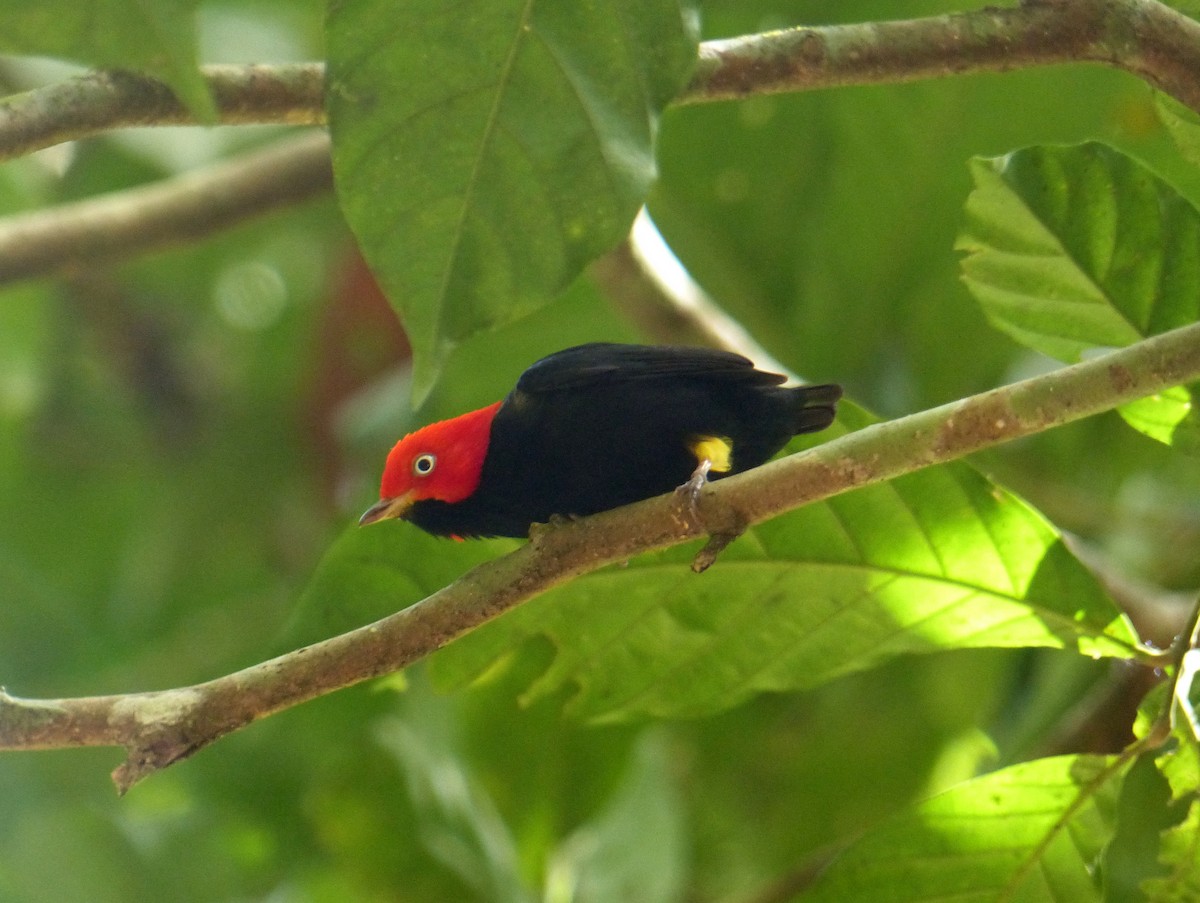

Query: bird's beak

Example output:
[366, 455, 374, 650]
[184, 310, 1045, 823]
[358, 493, 414, 526]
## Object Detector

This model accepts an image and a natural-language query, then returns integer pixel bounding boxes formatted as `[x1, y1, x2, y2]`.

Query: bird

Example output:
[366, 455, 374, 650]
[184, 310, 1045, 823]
[359, 342, 841, 539]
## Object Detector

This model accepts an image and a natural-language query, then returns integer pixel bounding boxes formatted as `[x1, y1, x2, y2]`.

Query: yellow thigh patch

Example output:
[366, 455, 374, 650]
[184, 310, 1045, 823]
[690, 436, 733, 472]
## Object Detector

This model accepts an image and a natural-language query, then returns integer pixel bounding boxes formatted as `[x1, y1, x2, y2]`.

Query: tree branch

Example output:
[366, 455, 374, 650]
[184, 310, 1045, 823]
[4, 319, 1200, 792]
[0, 63, 323, 160]
[4, 1, 1200, 284]
[0, 130, 332, 284]
[2, 1, 1197, 167]
[681, 0, 1200, 115]
[589, 210, 790, 373]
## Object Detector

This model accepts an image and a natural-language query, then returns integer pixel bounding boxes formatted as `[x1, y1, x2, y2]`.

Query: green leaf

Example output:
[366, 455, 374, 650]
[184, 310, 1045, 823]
[377, 698, 533, 903]
[1131, 661, 1200, 901]
[802, 755, 1124, 903]
[0, 0, 215, 121]
[1105, 753, 1179, 901]
[293, 406, 1138, 724]
[545, 731, 685, 903]
[1119, 386, 1200, 453]
[1155, 93, 1200, 169]
[427, 407, 1140, 722]
[1142, 798, 1200, 903]
[957, 142, 1200, 449]
[326, 0, 698, 401]
[280, 518, 517, 650]
[1161, 1, 1200, 22]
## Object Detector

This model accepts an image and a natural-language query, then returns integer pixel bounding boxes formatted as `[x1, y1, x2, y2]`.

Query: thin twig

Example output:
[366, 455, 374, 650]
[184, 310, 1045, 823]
[0, 63, 324, 160]
[4, 2, 1200, 284]
[590, 210, 790, 374]
[3, 319, 1200, 792]
[0, 130, 332, 284]
[2, 1, 1200, 164]
[681, 0, 1200, 115]
[1162, 592, 1200, 741]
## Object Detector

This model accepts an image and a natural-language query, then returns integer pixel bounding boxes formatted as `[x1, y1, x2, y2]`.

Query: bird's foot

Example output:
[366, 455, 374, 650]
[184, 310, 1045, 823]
[528, 512, 577, 547]
[674, 459, 748, 571]
[674, 459, 713, 523]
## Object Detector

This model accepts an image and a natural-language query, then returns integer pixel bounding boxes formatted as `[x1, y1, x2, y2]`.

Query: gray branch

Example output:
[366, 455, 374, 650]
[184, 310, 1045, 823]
[3, 1, 1200, 283]
[0, 130, 331, 284]
[4, 318, 1200, 792]
[681, 0, 1200, 113]
[0, 63, 323, 160]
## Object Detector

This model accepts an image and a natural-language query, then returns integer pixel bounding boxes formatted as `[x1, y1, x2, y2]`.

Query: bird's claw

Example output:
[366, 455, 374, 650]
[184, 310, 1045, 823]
[674, 459, 713, 524]
[528, 512, 577, 546]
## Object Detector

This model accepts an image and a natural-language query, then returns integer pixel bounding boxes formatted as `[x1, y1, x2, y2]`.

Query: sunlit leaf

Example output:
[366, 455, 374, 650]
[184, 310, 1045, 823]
[1142, 799, 1200, 903]
[802, 755, 1124, 903]
[292, 405, 1139, 723]
[1128, 665, 1200, 901]
[417, 408, 1141, 722]
[1119, 386, 1199, 454]
[958, 142, 1200, 449]
[0, 0, 214, 120]
[327, 0, 698, 400]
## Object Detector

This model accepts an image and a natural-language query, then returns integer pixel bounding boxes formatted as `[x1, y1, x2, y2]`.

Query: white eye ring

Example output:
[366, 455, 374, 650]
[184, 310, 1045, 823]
[412, 453, 437, 477]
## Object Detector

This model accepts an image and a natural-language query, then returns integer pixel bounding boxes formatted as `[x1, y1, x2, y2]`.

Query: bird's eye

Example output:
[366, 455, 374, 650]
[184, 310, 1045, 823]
[412, 453, 437, 477]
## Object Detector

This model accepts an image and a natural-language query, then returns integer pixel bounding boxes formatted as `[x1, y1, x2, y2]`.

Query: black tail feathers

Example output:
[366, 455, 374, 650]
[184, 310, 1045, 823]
[790, 383, 842, 435]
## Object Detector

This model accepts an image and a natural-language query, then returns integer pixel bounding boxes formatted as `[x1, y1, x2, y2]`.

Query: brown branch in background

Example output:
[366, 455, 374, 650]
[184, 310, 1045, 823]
[681, 0, 1200, 115]
[0, 130, 332, 284]
[2, 2, 1200, 285]
[2, 0, 1199, 166]
[0, 63, 324, 160]
[4, 0, 1200, 794]
[4, 318, 1200, 792]
[590, 210, 789, 374]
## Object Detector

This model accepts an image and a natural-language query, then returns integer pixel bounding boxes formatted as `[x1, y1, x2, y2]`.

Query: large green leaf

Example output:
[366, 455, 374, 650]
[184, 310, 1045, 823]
[429, 448, 1139, 721]
[0, 0, 214, 120]
[289, 405, 1141, 723]
[801, 755, 1124, 903]
[326, 0, 697, 401]
[958, 142, 1200, 450]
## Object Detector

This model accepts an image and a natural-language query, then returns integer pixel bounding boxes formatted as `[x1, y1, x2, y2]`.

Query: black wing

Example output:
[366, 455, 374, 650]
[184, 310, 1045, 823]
[515, 343, 787, 394]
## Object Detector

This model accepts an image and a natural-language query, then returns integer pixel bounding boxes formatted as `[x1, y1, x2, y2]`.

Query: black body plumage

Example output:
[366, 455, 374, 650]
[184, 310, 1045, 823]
[408, 343, 842, 538]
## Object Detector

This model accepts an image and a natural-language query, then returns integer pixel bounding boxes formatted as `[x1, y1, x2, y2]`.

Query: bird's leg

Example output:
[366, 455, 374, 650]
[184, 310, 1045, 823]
[675, 460, 748, 571]
[675, 458, 713, 521]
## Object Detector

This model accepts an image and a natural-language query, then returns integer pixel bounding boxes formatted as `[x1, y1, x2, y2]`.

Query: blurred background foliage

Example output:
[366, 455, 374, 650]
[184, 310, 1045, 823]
[1, 0, 1197, 901]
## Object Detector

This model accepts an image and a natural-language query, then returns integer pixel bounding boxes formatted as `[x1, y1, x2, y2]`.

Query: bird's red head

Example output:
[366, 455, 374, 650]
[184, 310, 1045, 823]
[360, 401, 502, 526]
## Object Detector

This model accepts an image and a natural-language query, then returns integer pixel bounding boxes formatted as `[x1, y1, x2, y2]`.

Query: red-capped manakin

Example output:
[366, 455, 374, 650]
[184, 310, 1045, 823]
[360, 343, 841, 538]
